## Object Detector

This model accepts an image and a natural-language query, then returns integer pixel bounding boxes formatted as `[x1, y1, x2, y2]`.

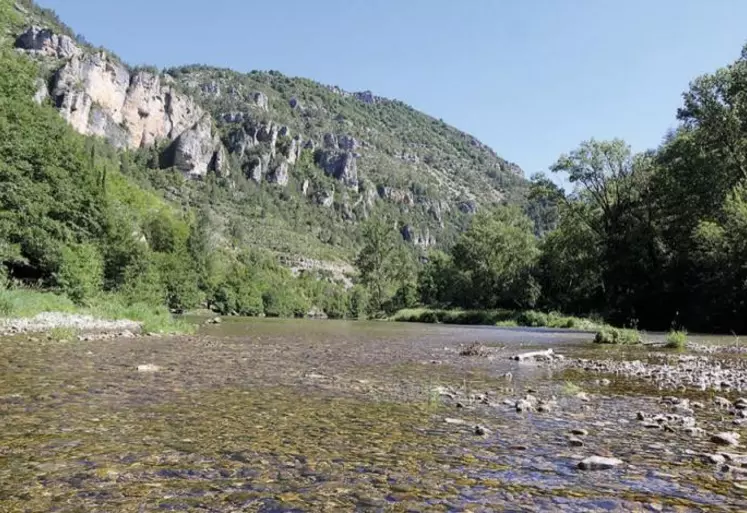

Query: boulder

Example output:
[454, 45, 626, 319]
[459, 200, 478, 214]
[317, 189, 334, 208]
[316, 151, 358, 190]
[251, 91, 269, 111]
[323, 133, 338, 149]
[338, 135, 359, 151]
[268, 161, 289, 186]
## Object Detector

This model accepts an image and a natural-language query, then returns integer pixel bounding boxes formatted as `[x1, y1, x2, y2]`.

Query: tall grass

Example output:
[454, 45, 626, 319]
[593, 327, 642, 345]
[0, 288, 192, 334]
[665, 330, 688, 349]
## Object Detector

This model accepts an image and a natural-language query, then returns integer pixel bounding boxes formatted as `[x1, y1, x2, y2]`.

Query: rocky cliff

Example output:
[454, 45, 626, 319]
[10, 3, 528, 258]
[15, 26, 226, 178]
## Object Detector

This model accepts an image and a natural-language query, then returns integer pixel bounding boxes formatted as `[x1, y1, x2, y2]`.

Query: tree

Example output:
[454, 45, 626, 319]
[354, 216, 401, 314]
[450, 206, 539, 309]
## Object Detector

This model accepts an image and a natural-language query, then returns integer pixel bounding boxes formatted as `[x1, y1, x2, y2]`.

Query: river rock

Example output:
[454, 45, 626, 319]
[568, 437, 585, 447]
[515, 399, 535, 413]
[712, 432, 741, 446]
[715, 397, 733, 409]
[578, 456, 623, 471]
[571, 429, 589, 436]
[705, 454, 727, 465]
[137, 364, 161, 373]
[474, 425, 491, 436]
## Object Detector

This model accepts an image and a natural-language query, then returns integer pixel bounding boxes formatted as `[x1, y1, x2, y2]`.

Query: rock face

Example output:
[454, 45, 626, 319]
[16, 28, 221, 177]
[167, 115, 226, 178]
[268, 161, 289, 186]
[15, 26, 80, 59]
[317, 151, 358, 191]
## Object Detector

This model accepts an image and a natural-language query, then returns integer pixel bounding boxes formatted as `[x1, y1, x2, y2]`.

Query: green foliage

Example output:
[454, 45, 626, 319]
[417, 206, 539, 310]
[55, 243, 104, 305]
[665, 330, 688, 350]
[355, 216, 408, 314]
[593, 327, 641, 345]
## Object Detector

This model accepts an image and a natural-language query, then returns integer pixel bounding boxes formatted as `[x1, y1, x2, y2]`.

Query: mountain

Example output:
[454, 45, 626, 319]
[7, 0, 527, 266]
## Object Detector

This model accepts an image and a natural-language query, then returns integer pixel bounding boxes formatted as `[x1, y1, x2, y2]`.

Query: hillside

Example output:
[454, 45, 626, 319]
[6, 0, 527, 265]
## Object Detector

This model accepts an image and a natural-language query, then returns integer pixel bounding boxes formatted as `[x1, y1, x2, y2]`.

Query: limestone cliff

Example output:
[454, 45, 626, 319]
[15, 26, 225, 178]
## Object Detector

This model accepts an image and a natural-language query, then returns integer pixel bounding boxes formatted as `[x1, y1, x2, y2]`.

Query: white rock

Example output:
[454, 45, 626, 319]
[578, 456, 623, 471]
[137, 364, 161, 373]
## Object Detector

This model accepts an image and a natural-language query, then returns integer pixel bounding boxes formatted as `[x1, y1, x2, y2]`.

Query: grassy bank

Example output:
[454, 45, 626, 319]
[391, 308, 606, 331]
[0, 288, 193, 334]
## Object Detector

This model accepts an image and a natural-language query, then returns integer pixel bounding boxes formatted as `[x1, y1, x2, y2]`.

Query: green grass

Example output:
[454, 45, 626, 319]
[391, 307, 605, 331]
[593, 327, 642, 345]
[49, 327, 78, 341]
[0, 288, 193, 334]
[665, 329, 688, 349]
[0, 288, 78, 318]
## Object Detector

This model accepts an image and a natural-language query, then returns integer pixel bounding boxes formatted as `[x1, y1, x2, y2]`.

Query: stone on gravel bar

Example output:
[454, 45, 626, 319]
[137, 364, 161, 373]
[711, 432, 740, 446]
[578, 456, 623, 470]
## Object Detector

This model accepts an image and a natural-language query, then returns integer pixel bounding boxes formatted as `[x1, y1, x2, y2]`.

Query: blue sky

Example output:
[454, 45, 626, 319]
[37, 0, 747, 180]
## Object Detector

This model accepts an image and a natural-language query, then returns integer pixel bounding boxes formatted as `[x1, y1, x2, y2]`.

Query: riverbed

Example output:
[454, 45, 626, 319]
[1, 319, 745, 511]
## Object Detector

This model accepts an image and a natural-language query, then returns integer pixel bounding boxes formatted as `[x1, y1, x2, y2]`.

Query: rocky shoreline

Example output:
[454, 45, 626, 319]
[0, 312, 142, 337]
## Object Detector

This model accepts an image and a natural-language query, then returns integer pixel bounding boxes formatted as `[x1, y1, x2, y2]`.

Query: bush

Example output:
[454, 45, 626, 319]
[349, 285, 369, 319]
[517, 310, 550, 327]
[594, 327, 641, 345]
[666, 330, 688, 349]
[55, 243, 104, 305]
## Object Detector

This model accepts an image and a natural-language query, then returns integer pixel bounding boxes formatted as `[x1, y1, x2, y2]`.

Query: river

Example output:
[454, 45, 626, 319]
[1, 319, 745, 511]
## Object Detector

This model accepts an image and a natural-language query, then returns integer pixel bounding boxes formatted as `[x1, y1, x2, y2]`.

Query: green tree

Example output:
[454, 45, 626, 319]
[450, 206, 539, 309]
[354, 216, 401, 314]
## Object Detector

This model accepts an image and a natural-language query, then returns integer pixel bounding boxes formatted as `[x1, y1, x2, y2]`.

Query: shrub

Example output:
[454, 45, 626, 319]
[666, 330, 688, 349]
[594, 327, 641, 345]
[517, 310, 550, 327]
[55, 243, 104, 305]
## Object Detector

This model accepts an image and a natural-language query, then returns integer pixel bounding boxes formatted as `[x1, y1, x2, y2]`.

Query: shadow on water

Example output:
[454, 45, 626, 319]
[1, 318, 745, 511]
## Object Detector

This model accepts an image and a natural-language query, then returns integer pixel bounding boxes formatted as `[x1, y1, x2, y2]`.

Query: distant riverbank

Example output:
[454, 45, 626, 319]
[390, 307, 607, 331]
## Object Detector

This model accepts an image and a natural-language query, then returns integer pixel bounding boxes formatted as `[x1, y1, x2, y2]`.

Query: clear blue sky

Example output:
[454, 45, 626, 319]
[37, 0, 747, 180]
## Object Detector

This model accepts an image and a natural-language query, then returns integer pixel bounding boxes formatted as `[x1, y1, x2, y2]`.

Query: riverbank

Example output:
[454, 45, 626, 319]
[391, 307, 607, 331]
[0, 288, 193, 336]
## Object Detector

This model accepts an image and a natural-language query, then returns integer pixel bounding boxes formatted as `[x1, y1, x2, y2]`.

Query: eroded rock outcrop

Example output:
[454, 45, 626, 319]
[16, 27, 216, 176]
[166, 115, 227, 178]
[15, 26, 80, 59]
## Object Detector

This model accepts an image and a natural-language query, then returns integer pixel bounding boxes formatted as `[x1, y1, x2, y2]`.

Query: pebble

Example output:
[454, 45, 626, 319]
[578, 456, 623, 471]
[444, 418, 466, 425]
[571, 429, 589, 436]
[705, 454, 727, 465]
[474, 425, 491, 436]
[576, 392, 590, 402]
[568, 437, 585, 447]
[136, 364, 161, 373]
[715, 397, 733, 409]
[515, 399, 534, 413]
[711, 432, 741, 446]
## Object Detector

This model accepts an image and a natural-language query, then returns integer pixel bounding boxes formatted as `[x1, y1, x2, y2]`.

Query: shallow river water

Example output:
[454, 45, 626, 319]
[1, 319, 746, 512]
